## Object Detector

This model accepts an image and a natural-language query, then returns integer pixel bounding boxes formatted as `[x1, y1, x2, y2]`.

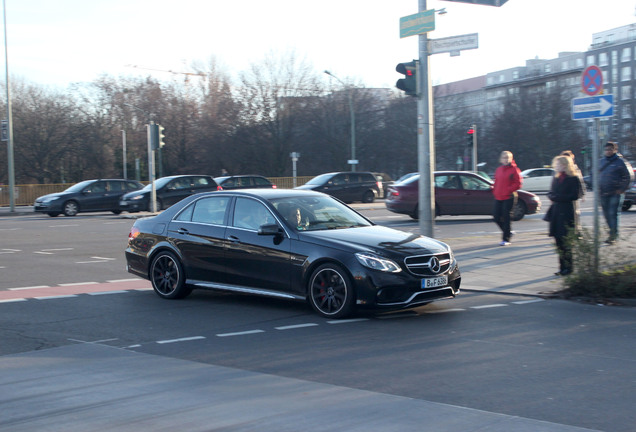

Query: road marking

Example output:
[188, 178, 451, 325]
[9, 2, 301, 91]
[512, 299, 545, 305]
[107, 278, 142, 283]
[42, 248, 74, 252]
[327, 318, 369, 324]
[470, 304, 508, 309]
[76, 257, 116, 264]
[275, 323, 319, 330]
[104, 221, 128, 225]
[216, 330, 265, 337]
[59, 282, 99, 286]
[35, 295, 78, 300]
[0, 298, 27, 303]
[9, 285, 51, 291]
[0, 248, 21, 254]
[34, 251, 54, 255]
[48, 224, 79, 228]
[0, 228, 21, 231]
[426, 308, 466, 314]
[88, 290, 129, 296]
[156, 336, 206, 344]
[91, 256, 116, 261]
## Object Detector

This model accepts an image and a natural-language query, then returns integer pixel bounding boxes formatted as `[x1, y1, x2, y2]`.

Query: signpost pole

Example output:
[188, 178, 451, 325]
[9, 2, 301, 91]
[417, 0, 435, 238]
[592, 118, 601, 273]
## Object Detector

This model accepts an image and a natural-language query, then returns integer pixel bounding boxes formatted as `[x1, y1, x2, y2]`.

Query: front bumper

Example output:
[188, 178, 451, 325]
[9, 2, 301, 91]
[119, 200, 147, 212]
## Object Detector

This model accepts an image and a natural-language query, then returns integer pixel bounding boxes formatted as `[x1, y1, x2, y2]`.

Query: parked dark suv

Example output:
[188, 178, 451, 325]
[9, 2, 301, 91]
[295, 172, 382, 203]
[214, 175, 276, 190]
[119, 175, 220, 212]
[34, 179, 144, 217]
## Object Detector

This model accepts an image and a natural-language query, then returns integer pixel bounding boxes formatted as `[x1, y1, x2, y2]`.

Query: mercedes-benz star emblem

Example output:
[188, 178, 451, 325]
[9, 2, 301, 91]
[428, 256, 441, 274]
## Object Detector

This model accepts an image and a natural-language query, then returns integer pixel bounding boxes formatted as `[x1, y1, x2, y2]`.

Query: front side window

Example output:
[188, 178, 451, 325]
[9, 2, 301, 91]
[435, 175, 460, 189]
[233, 198, 275, 230]
[460, 176, 490, 191]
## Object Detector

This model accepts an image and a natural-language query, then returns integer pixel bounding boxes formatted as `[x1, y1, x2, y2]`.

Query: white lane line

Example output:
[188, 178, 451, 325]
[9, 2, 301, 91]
[58, 282, 99, 287]
[76, 260, 113, 264]
[0, 249, 21, 254]
[512, 299, 545, 305]
[104, 221, 127, 225]
[275, 323, 319, 331]
[41, 248, 74, 252]
[107, 278, 142, 283]
[470, 304, 508, 310]
[327, 318, 369, 325]
[126, 344, 142, 349]
[0, 298, 27, 303]
[48, 224, 79, 228]
[35, 295, 78, 300]
[34, 251, 54, 255]
[91, 256, 116, 261]
[156, 336, 206, 344]
[88, 291, 129, 296]
[0, 228, 21, 231]
[9, 285, 50, 291]
[426, 308, 466, 314]
[216, 330, 265, 337]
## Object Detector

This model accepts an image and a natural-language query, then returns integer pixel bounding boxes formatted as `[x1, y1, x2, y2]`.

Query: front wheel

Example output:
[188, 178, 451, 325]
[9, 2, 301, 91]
[362, 190, 375, 203]
[47, 212, 60, 217]
[511, 201, 526, 221]
[149, 251, 192, 299]
[308, 263, 355, 319]
[63, 201, 79, 217]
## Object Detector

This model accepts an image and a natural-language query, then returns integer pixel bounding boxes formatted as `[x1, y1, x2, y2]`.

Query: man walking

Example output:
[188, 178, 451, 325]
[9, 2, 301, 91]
[599, 142, 634, 244]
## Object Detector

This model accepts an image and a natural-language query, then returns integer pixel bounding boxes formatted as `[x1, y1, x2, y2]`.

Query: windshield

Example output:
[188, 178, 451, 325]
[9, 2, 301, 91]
[63, 180, 95, 193]
[139, 177, 173, 192]
[270, 195, 371, 231]
[303, 173, 334, 186]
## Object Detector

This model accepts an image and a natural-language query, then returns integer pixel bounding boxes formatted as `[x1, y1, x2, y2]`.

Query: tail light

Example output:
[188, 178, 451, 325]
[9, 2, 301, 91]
[376, 181, 382, 189]
[128, 226, 140, 243]
[272, 184, 277, 189]
[217, 185, 223, 191]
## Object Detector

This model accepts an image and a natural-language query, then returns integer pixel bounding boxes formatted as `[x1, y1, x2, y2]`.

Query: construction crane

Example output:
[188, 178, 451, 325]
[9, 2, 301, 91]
[125, 64, 206, 82]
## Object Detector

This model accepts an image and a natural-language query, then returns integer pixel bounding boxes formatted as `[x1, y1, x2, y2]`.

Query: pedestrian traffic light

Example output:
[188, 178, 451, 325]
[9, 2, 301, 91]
[157, 125, 165, 148]
[466, 127, 475, 147]
[396, 61, 418, 96]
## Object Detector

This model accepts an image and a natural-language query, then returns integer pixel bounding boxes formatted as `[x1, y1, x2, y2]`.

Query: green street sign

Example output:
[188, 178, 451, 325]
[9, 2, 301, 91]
[400, 10, 435, 39]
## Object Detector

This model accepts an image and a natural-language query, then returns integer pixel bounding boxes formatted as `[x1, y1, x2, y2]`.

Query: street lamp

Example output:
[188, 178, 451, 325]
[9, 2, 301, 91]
[324, 70, 357, 172]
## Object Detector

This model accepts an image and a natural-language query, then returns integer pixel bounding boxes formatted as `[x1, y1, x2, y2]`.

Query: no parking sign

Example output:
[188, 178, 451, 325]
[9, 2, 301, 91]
[581, 65, 603, 96]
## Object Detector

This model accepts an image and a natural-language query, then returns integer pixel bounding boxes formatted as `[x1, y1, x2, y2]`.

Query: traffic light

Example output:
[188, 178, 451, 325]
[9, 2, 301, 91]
[396, 61, 418, 96]
[157, 124, 165, 148]
[466, 127, 475, 147]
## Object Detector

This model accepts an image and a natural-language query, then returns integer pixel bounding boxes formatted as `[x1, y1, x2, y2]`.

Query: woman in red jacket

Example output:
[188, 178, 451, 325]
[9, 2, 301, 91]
[493, 151, 522, 246]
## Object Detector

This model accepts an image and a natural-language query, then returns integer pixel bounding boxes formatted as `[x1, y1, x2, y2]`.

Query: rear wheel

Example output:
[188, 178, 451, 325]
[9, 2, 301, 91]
[622, 201, 632, 212]
[47, 212, 60, 217]
[362, 190, 375, 203]
[511, 201, 526, 221]
[112, 210, 122, 215]
[63, 201, 79, 217]
[308, 263, 354, 319]
[149, 251, 192, 299]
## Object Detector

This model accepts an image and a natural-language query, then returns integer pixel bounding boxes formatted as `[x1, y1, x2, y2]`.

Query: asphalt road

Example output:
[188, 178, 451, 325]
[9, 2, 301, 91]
[1, 197, 635, 431]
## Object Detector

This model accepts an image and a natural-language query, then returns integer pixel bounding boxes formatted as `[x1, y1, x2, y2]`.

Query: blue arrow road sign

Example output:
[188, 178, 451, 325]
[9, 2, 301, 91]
[571, 94, 614, 120]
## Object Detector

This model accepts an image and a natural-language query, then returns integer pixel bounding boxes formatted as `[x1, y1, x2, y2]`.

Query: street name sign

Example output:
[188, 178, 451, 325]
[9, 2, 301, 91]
[400, 10, 435, 38]
[429, 33, 478, 56]
[571, 94, 614, 120]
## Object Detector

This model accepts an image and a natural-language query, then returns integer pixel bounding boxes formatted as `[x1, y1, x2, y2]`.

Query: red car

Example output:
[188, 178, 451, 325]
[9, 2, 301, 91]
[386, 171, 541, 221]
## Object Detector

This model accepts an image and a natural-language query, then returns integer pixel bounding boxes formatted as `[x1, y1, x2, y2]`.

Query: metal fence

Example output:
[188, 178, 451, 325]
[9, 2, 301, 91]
[0, 176, 315, 207]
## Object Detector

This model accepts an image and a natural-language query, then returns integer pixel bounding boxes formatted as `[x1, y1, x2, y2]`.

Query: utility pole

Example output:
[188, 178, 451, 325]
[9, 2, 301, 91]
[3, 0, 15, 212]
[121, 130, 127, 180]
[417, 0, 435, 238]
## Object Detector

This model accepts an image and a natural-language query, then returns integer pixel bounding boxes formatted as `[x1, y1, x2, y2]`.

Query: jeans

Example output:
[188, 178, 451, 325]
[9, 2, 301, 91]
[600, 193, 624, 239]
[493, 197, 515, 242]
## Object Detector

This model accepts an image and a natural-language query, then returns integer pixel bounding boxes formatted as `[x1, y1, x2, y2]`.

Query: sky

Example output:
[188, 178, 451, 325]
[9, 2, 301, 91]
[1, 0, 636, 90]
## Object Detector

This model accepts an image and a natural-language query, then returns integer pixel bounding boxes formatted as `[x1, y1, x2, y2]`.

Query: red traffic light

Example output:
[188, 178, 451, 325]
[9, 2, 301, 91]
[467, 128, 475, 134]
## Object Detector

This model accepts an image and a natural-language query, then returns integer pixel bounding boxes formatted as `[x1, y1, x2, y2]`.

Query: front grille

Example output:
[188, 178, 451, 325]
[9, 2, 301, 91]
[404, 253, 451, 276]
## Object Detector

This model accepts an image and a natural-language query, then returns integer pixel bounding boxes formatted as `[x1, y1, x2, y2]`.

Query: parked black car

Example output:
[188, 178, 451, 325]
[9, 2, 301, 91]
[125, 189, 461, 318]
[34, 179, 144, 217]
[214, 175, 276, 190]
[119, 175, 220, 212]
[295, 172, 382, 203]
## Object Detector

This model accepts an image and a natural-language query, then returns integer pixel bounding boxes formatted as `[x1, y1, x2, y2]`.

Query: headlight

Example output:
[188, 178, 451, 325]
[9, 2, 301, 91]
[531, 196, 540, 202]
[130, 195, 145, 200]
[355, 253, 402, 273]
[39, 196, 58, 203]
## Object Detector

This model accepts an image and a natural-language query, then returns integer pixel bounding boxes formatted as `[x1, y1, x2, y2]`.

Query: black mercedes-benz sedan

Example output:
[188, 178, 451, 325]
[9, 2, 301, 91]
[125, 189, 461, 318]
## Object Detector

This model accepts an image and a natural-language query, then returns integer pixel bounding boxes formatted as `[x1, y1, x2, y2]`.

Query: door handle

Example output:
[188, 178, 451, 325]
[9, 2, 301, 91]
[227, 235, 240, 243]
[177, 228, 189, 235]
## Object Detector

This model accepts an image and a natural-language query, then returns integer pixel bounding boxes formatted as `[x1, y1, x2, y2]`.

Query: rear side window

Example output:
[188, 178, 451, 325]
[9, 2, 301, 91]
[253, 177, 271, 186]
[108, 181, 124, 192]
[191, 196, 230, 225]
[193, 176, 213, 187]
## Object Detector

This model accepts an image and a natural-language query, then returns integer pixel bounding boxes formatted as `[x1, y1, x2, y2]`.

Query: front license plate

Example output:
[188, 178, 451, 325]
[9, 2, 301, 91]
[421, 276, 448, 289]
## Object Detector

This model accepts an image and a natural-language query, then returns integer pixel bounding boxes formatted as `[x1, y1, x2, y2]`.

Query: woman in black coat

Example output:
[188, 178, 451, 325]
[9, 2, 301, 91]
[547, 155, 583, 276]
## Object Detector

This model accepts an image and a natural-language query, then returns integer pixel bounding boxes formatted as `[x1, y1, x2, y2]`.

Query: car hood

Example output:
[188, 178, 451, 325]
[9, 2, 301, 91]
[294, 184, 319, 190]
[122, 190, 149, 200]
[36, 193, 64, 201]
[300, 225, 449, 258]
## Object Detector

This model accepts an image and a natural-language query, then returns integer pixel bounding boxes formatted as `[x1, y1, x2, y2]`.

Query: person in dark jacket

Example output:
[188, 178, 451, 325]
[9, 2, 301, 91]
[493, 151, 522, 246]
[599, 142, 634, 244]
[547, 155, 583, 276]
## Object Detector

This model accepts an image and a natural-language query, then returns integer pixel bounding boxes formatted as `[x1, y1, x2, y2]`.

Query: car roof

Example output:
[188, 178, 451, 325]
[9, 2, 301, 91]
[195, 188, 324, 200]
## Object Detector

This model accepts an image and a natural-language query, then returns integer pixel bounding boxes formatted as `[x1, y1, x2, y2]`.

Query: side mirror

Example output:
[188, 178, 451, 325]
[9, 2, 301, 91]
[258, 223, 283, 236]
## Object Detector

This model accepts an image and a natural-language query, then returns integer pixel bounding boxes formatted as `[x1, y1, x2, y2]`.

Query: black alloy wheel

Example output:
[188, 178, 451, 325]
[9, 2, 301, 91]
[308, 263, 354, 318]
[149, 251, 192, 299]
[63, 201, 79, 217]
[362, 190, 375, 203]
